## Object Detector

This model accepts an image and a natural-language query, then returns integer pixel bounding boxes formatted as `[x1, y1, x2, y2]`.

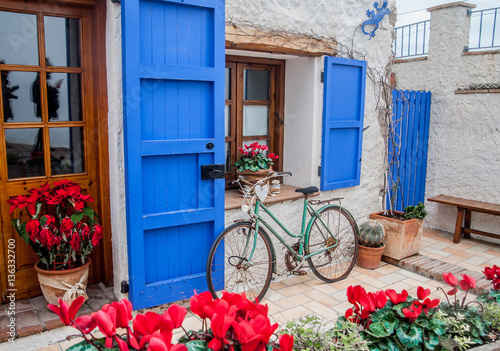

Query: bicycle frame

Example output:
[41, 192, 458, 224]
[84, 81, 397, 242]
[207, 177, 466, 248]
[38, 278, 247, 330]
[247, 197, 340, 264]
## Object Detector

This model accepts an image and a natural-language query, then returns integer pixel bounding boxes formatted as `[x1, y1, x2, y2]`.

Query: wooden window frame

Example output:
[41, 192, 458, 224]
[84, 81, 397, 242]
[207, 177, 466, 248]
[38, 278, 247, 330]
[225, 55, 285, 187]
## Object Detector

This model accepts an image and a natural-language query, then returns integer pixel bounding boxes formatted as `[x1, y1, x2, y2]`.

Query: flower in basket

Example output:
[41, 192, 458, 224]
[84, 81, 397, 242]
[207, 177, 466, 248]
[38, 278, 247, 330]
[48, 291, 294, 351]
[8, 180, 103, 271]
[234, 142, 278, 172]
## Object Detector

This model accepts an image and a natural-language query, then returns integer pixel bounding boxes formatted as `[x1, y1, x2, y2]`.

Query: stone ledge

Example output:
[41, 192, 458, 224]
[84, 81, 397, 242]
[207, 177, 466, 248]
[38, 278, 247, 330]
[464, 49, 500, 56]
[394, 56, 428, 64]
[382, 254, 491, 296]
[455, 89, 500, 94]
[427, 2, 476, 12]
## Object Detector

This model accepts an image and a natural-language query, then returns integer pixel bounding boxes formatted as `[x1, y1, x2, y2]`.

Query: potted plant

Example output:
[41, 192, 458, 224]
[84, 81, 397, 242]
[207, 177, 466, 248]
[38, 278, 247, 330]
[357, 220, 386, 269]
[234, 142, 278, 184]
[8, 180, 103, 305]
[370, 202, 427, 260]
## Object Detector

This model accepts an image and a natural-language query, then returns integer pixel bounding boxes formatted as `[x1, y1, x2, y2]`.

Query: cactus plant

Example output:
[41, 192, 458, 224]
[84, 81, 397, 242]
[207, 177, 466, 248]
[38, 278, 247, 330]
[358, 220, 385, 248]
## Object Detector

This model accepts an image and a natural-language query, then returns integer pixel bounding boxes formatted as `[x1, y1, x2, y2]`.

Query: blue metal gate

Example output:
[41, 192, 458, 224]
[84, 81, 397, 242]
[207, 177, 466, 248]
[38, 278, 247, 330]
[389, 90, 431, 212]
[122, 0, 225, 309]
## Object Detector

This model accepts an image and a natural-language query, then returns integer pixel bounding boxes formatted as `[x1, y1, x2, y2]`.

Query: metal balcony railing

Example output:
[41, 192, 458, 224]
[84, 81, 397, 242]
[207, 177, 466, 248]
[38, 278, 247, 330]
[393, 20, 430, 58]
[467, 7, 500, 51]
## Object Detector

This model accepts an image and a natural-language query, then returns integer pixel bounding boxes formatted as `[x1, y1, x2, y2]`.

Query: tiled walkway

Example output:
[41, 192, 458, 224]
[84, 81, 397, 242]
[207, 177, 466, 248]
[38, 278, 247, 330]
[5, 228, 500, 351]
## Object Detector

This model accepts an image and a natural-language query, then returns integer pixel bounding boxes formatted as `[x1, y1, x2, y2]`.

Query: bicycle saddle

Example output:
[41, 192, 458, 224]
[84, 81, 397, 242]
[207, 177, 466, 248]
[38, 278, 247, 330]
[295, 186, 319, 195]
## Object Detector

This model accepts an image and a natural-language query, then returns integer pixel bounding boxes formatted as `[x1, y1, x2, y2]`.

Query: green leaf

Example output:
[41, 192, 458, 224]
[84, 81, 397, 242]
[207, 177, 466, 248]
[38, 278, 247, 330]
[383, 320, 397, 334]
[35, 202, 42, 217]
[257, 159, 267, 169]
[368, 322, 392, 338]
[185, 340, 209, 351]
[250, 165, 260, 171]
[428, 319, 447, 336]
[396, 324, 423, 348]
[83, 206, 94, 220]
[423, 331, 440, 350]
[378, 339, 400, 351]
[12, 219, 30, 244]
[71, 212, 84, 224]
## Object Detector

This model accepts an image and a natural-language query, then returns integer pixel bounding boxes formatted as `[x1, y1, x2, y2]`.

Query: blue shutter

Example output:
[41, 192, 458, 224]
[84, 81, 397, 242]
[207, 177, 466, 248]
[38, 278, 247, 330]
[320, 57, 366, 191]
[122, 0, 225, 309]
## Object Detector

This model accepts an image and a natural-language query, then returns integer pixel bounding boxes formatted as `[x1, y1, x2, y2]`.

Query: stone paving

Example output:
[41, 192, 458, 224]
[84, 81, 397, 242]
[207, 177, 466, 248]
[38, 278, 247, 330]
[2, 228, 499, 351]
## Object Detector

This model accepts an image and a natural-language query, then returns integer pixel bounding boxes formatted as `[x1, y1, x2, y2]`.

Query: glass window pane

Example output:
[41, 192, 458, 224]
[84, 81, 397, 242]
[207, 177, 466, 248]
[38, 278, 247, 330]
[225, 142, 230, 172]
[244, 69, 270, 101]
[225, 105, 230, 137]
[5, 128, 45, 179]
[2, 71, 41, 123]
[46, 72, 82, 121]
[225, 67, 230, 100]
[243, 105, 269, 136]
[0, 11, 39, 66]
[49, 127, 85, 175]
[44, 16, 81, 68]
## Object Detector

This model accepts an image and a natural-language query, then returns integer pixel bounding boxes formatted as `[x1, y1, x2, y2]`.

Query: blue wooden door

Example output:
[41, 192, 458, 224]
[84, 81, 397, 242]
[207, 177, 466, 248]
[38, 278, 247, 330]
[122, 0, 225, 309]
[320, 57, 366, 191]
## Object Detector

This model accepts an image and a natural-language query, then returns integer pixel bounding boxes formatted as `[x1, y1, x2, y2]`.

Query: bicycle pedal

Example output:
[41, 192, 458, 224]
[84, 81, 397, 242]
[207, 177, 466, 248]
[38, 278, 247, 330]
[292, 270, 307, 276]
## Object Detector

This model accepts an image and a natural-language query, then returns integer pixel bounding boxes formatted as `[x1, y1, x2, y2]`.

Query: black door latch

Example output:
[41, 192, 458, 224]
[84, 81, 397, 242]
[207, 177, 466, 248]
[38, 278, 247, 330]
[201, 164, 225, 180]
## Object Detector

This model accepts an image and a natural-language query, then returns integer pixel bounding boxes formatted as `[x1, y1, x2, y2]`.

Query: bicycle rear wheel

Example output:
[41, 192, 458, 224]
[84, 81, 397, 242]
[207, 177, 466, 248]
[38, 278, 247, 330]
[306, 205, 358, 283]
[206, 222, 274, 302]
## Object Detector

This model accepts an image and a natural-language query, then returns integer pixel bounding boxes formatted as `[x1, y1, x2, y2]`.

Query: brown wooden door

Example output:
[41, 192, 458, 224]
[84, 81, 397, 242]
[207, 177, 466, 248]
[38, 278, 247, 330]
[0, 0, 108, 301]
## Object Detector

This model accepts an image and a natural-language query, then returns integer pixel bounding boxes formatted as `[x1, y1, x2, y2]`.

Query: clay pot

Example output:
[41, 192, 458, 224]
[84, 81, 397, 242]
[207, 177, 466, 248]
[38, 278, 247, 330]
[369, 211, 423, 260]
[357, 244, 385, 269]
[34, 258, 91, 305]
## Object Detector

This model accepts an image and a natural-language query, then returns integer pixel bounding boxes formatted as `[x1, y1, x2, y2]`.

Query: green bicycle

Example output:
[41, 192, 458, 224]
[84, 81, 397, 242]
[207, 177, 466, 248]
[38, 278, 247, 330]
[206, 171, 359, 302]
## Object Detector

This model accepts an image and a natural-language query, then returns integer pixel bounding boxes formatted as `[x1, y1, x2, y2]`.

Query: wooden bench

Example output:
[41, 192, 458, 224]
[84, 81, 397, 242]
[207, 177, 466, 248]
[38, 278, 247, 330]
[428, 195, 500, 243]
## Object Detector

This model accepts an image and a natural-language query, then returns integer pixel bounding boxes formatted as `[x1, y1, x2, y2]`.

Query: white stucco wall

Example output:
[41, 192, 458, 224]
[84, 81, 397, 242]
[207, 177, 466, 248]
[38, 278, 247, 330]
[393, 2, 500, 239]
[105, 1, 128, 300]
[106, 0, 396, 294]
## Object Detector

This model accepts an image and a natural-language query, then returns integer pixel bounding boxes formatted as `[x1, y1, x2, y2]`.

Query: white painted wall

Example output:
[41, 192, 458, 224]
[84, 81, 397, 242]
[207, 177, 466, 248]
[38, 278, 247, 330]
[393, 2, 500, 240]
[105, 1, 128, 300]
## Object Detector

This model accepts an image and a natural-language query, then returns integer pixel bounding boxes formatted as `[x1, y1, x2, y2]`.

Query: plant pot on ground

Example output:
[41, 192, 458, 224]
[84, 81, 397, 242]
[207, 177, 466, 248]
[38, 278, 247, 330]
[357, 220, 385, 269]
[8, 180, 104, 305]
[370, 202, 427, 260]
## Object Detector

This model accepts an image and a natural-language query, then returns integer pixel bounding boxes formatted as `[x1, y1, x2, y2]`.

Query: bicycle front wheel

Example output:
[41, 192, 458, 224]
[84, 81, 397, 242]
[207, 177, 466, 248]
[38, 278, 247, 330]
[206, 222, 273, 302]
[306, 206, 358, 283]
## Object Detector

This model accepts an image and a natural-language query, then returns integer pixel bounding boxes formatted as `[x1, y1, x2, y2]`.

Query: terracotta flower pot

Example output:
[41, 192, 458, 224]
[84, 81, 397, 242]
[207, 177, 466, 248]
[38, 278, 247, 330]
[370, 211, 423, 260]
[34, 258, 91, 305]
[357, 244, 385, 269]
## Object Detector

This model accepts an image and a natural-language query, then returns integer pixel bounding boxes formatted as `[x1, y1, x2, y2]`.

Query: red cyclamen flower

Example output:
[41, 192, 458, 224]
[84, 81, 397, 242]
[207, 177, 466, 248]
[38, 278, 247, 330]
[47, 296, 85, 326]
[459, 274, 476, 291]
[443, 272, 458, 287]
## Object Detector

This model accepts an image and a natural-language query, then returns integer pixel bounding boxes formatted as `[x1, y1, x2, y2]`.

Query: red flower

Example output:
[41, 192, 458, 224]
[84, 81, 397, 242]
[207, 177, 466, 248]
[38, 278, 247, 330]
[421, 298, 440, 314]
[111, 299, 133, 328]
[166, 304, 187, 329]
[60, 217, 74, 234]
[7, 195, 27, 214]
[374, 291, 387, 309]
[208, 300, 237, 351]
[443, 272, 458, 287]
[47, 296, 85, 326]
[232, 314, 278, 351]
[274, 334, 294, 351]
[417, 286, 430, 300]
[385, 289, 408, 304]
[91, 224, 103, 246]
[402, 303, 422, 322]
[26, 219, 40, 242]
[190, 290, 215, 319]
[39, 228, 57, 249]
[74, 315, 97, 334]
[69, 232, 81, 251]
[483, 266, 497, 280]
[459, 274, 476, 291]
[359, 293, 376, 312]
[133, 312, 160, 337]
